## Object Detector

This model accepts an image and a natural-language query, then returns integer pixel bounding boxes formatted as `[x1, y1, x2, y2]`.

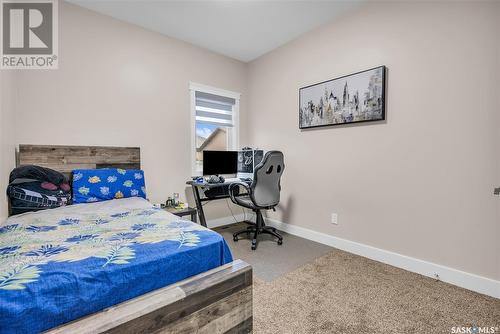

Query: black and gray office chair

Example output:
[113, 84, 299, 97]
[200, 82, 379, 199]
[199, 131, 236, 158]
[229, 151, 284, 250]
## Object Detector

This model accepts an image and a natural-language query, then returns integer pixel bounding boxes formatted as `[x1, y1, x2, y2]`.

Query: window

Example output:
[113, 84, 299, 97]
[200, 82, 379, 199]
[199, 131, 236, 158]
[190, 83, 240, 175]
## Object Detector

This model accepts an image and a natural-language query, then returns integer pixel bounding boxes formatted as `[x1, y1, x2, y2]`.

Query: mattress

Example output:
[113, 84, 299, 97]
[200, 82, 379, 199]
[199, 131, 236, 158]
[0, 197, 233, 333]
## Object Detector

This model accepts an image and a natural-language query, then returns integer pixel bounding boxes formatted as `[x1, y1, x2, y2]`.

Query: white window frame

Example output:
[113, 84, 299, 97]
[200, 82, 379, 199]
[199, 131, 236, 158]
[189, 82, 241, 176]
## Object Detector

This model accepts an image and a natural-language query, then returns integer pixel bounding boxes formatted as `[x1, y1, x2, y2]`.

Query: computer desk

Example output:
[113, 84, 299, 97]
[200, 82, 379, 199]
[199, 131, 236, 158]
[186, 179, 251, 228]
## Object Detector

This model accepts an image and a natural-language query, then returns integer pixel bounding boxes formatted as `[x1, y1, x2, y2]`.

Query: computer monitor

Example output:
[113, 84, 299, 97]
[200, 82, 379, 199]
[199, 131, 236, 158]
[202, 150, 238, 176]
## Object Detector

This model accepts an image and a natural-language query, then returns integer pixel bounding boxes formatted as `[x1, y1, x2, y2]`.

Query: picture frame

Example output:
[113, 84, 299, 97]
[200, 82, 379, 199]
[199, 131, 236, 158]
[299, 66, 386, 129]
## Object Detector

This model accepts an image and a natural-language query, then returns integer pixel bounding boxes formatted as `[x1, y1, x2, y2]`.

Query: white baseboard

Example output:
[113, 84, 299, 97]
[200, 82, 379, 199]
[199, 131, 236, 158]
[264, 218, 500, 299]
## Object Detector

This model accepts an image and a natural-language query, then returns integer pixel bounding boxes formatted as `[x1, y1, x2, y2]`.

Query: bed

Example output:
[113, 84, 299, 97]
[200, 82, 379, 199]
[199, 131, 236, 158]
[0, 145, 252, 334]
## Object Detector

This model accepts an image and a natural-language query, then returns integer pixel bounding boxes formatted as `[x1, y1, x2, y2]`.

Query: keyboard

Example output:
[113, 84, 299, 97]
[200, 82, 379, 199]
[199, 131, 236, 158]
[225, 177, 252, 183]
[225, 178, 242, 183]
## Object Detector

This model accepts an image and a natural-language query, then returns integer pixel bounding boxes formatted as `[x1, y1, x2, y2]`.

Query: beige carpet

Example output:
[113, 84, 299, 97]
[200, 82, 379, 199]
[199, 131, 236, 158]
[253, 249, 500, 334]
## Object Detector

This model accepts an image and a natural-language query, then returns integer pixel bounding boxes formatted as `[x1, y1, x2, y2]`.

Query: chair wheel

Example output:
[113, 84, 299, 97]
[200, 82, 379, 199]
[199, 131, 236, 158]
[233, 236, 238, 242]
[278, 239, 283, 245]
[251, 245, 256, 250]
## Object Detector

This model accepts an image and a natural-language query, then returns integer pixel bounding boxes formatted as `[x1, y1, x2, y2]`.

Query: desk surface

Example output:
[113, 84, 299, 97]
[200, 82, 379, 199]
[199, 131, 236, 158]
[187, 179, 251, 227]
[164, 206, 196, 215]
[186, 179, 251, 189]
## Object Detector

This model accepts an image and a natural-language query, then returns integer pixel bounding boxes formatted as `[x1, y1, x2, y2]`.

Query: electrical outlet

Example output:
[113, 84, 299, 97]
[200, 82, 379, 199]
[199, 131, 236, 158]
[331, 213, 338, 225]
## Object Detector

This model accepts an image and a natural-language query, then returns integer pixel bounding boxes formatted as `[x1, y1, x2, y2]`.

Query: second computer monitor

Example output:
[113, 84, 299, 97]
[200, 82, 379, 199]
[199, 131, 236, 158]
[203, 150, 238, 176]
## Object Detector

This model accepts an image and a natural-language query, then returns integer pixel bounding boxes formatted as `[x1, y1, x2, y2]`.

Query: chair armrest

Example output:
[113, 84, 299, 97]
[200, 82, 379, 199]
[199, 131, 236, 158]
[228, 182, 251, 204]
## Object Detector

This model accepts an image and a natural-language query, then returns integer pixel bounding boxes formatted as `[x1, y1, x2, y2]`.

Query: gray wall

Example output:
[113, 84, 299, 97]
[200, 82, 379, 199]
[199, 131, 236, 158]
[246, 1, 500, 280]
[0, 72, 16, 219]
[2, 2, 249, 220]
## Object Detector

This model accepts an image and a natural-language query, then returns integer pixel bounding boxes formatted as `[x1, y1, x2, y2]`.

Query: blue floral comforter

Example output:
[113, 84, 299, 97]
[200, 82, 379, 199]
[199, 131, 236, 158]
[0, 197, 232, 334]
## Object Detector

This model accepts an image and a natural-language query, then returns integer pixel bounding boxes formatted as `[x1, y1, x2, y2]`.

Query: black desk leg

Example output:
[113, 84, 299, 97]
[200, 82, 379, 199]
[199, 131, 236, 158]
[191, 185, 207, 227]
[190, 211, 197, 224]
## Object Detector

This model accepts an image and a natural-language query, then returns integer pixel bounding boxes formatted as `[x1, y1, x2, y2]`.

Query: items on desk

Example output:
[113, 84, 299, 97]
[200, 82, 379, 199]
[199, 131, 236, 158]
[188, 148, 265, 228]
[207, 175, 225, 184]
[193, 176, 204, 183]
[237, 148, 263, 179]
[165, 192, 183, 207]
[163, 199, 188, 209]
[191, 176, 225, 184]
[202, 149, 264, 176]
[174, 202, 188, 209]
[201, 149, 263, 182]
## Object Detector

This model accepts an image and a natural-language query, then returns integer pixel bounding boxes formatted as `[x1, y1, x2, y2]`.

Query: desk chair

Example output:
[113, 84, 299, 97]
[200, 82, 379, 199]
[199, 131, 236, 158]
[229, 151, 284, 250]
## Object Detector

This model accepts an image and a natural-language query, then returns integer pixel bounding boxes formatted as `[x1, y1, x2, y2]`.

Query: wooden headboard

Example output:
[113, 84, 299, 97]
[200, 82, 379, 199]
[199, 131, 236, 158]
[16, 145, 141, 178]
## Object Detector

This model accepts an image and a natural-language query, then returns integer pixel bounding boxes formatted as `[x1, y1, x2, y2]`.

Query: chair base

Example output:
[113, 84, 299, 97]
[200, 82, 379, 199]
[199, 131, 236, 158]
[232, 211, 283, 250]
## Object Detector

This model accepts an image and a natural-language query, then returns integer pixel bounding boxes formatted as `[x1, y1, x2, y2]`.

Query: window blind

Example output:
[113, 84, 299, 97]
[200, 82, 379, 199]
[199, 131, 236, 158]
[195, 91, 235, 127]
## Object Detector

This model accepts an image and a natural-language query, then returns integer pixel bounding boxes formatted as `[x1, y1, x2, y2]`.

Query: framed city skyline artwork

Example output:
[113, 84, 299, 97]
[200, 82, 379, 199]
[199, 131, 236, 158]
[299, 66, 386, 129]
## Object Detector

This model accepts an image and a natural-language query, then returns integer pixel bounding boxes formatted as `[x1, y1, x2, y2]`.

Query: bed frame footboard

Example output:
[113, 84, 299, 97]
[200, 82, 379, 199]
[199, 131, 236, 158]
[45, 260, 253, 334]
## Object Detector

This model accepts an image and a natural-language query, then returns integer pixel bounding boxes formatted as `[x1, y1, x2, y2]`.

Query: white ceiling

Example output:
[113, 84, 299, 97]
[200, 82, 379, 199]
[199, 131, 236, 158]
[66, 0, 364, 62]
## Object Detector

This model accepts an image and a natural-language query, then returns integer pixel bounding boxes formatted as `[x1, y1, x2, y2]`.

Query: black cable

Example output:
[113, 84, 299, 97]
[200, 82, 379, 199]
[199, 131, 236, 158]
[225, 198, 239, 224]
